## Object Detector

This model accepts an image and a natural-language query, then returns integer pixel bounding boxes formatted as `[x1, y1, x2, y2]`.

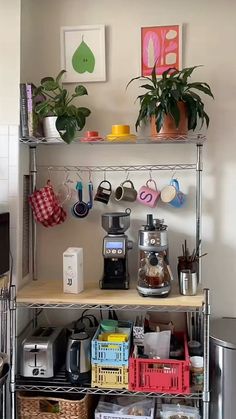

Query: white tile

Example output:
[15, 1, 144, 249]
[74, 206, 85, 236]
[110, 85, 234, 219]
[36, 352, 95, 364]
[9, 197, 18, 228]
[9, 135, 19, 166]
[9, 125, 19, 136]
[0, 180, 8, 201]
[0, 135, 9, 157]
[0, 157, 8, 179]
[9, 166, 18, 196]
[0, 125, 8, 135]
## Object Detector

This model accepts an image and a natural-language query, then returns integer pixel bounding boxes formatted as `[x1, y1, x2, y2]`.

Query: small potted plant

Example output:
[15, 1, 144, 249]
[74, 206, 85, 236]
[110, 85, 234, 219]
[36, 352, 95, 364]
[34, 70, 91, 144]
[127, 65, 214, 137]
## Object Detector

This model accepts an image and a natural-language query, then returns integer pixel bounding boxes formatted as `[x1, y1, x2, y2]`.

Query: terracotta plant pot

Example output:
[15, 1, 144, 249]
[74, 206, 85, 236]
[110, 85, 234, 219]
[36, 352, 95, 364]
[151, 102, 188, 137]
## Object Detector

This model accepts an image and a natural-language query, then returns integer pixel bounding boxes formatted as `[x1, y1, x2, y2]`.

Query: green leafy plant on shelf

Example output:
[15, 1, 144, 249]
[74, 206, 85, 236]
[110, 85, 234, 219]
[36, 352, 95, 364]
[127, 65, 214, 135]
[34, 70, 91, 143]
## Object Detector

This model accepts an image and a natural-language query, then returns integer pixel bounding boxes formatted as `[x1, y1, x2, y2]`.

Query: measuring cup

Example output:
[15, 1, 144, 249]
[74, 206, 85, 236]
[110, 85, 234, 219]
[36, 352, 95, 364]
[72, 181, 90, 218]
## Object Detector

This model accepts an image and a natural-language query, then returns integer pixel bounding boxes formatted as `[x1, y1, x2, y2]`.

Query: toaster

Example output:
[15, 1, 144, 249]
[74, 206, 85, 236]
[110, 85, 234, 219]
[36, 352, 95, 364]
[20, 327, 66, 378]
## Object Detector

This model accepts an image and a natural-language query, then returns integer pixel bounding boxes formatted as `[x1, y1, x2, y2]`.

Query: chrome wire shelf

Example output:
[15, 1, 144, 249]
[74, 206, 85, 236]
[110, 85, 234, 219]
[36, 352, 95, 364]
[16, 301, 202, 312]
[38, 163, 196, 172]
[16, 372, 202, 399]
[20, 133, 206, 145]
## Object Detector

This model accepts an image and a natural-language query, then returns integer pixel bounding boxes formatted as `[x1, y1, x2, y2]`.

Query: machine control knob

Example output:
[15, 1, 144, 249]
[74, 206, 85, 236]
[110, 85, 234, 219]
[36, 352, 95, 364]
[112, 249, 116, 254]
[149, 254, 158, 266]
[150, 238, 156, 244]
[32, 368, 39, 376]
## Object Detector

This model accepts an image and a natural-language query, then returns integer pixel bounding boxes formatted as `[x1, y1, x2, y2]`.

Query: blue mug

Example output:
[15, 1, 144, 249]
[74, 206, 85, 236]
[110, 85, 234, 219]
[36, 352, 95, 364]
[161, 179, 186, 208]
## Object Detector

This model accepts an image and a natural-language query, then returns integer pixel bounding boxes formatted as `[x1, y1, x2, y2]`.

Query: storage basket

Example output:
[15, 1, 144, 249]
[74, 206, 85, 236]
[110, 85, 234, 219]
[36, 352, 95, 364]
[17, 392, 94, 419]
[95, 396, 155, 419]
[91, 321, 132, 366]
[129, 332, 190, 394]
[92, 364, 129, 389]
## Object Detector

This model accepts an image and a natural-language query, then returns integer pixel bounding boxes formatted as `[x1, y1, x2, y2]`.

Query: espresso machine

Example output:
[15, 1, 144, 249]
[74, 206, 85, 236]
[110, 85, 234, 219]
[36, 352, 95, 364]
[100, 209, 133, 289]
[137, 214, 173, 297]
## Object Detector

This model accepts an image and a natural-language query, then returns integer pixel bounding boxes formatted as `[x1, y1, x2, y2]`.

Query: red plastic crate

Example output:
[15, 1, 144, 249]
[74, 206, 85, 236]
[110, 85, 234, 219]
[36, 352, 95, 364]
[129, 332, 190, 394]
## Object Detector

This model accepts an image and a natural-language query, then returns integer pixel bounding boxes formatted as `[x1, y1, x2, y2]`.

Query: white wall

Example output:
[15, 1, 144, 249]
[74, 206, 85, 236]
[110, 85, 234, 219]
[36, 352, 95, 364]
[0, 0, 21, 284]
[0, 0, 20, 125]
[20, 0, 236, 316]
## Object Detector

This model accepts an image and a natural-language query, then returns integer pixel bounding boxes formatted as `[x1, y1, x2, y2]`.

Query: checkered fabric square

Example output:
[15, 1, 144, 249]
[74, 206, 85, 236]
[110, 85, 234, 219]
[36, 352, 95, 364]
[29, 181, 67, 227]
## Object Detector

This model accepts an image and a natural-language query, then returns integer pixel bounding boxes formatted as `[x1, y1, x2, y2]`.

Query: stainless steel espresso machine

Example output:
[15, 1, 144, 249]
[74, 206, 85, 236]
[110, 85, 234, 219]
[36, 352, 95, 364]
[100, 209, 133, 289]
[137, 214, 173, 297]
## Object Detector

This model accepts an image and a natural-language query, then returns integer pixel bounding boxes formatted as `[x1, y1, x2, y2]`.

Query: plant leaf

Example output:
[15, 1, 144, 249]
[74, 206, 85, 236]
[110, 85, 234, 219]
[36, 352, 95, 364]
[77, 107, 91, 117]
[42, 80, 59, 91]
[75, 85, 88, 96]
[41, 76, 54, 84]
[126, 75, 152, 90]
[56, 69, 66, 83]
[151, 64, 157, 87]
[167, 99, 180, 127]
[56, 116, 77, 144]
[187, 82, 214, 98]
[140, 84, 155, 91]
[75, 114, 86, 130]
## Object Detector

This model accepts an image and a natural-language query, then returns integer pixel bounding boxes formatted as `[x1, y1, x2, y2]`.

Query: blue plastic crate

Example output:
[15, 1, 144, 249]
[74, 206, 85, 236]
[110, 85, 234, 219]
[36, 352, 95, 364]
[91, 321, 132, 366]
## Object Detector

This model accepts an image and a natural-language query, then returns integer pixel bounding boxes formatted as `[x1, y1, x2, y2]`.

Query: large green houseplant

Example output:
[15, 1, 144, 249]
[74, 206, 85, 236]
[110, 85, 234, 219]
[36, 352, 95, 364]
[127, 65, 214, 136]
[34, 70, 91, 143]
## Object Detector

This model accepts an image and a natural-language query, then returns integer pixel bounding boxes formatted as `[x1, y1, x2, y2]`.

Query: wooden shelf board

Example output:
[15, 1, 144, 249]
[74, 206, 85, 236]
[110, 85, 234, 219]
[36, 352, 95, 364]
[16, 279, 204, 308]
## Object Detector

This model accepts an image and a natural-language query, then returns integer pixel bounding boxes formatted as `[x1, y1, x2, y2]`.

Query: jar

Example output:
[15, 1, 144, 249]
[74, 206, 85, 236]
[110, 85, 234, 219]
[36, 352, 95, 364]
[190, 356, 204, 390]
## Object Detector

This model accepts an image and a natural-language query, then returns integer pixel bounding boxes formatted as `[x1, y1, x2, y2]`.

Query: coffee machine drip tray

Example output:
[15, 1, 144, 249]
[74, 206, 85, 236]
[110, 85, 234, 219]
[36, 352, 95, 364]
[137, 283, 171, 297]
[100, 258, 129, 289]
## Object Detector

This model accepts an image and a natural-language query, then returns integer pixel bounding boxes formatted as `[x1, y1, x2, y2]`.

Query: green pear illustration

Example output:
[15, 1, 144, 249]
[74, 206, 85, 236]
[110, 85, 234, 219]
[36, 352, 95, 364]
[72, 37, 95, 74]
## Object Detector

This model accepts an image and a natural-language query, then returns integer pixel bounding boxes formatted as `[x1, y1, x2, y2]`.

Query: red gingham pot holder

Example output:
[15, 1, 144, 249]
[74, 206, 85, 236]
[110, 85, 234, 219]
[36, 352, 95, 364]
[29, 181, 67, 227]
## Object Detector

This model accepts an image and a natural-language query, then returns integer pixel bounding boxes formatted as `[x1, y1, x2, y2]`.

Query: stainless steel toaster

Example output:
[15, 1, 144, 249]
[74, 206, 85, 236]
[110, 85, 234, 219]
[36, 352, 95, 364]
[20, 326, 66, 378]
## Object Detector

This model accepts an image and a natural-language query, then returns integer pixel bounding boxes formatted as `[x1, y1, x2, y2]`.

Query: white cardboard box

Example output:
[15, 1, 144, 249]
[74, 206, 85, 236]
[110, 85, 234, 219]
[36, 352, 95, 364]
[63, 247, 83, 294]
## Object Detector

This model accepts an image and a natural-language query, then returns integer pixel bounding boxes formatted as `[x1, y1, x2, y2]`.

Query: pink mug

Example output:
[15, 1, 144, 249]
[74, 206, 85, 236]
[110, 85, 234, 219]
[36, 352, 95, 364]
[137, 179, 161, 208]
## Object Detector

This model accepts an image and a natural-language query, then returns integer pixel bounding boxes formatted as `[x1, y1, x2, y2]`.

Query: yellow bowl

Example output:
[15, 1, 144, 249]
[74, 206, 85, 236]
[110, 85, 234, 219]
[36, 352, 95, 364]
[106, 125, 136, 141]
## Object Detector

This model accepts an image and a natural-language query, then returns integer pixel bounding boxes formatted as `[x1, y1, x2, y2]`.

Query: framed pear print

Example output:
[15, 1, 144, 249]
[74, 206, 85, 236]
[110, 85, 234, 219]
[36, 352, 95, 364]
[61, 25, 106, 82]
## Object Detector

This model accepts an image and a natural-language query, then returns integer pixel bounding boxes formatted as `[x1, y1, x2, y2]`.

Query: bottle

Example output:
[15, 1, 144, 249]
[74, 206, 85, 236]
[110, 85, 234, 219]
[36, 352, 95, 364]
[190, 356, 204, 391]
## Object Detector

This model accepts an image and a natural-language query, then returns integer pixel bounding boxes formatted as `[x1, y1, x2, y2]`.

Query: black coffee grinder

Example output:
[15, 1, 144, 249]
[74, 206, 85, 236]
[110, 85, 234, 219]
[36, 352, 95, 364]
[100, 209, 133, 290]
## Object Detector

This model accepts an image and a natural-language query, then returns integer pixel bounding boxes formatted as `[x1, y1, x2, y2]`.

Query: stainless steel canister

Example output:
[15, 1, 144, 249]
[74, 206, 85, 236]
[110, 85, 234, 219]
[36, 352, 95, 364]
[179, 270, 197, 295]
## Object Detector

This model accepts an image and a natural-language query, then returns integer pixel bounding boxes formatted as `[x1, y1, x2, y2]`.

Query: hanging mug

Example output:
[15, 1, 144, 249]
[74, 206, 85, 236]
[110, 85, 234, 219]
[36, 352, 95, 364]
[161, 178, 186, 208]
[94, 180, 112, 204]
[137, 179, 161, 208]
[115, 180, 137, 202]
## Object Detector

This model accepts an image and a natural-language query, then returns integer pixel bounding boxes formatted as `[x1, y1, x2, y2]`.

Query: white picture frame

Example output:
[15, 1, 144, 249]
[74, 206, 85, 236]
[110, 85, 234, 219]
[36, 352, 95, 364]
[60, 25, 106, 83]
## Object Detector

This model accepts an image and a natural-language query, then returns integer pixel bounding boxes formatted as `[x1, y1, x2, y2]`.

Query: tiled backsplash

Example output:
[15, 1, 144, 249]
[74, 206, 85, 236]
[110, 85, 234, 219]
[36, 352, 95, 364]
[0, 124, 19, 283]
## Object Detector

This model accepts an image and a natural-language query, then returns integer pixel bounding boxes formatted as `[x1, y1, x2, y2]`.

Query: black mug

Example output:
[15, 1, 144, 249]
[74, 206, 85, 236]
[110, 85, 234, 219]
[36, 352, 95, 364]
[94, 181, 112, 204]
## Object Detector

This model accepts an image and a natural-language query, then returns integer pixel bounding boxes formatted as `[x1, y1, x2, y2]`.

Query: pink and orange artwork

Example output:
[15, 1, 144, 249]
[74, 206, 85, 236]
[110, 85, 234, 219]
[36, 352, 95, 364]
[141, 25, 182, 77]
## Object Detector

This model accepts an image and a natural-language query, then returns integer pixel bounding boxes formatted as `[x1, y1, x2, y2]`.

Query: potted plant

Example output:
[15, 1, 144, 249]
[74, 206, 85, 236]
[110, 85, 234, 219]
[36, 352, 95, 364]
[127, 65, 214, 137]
[34, 70, 91, 143]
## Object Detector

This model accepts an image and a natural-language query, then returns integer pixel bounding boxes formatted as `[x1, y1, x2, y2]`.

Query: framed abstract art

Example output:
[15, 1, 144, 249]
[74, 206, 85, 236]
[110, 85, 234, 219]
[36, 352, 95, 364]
[141, 25, 182, 77]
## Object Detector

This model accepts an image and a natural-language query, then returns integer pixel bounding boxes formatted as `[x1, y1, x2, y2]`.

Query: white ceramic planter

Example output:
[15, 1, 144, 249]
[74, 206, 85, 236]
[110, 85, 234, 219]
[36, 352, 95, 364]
[43, 116, 63, 142]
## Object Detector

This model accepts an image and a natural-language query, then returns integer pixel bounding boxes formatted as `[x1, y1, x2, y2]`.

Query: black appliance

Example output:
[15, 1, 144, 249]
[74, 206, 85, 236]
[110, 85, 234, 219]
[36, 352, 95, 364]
[100, 209, 133, 290]
[0, 213, 9, 276]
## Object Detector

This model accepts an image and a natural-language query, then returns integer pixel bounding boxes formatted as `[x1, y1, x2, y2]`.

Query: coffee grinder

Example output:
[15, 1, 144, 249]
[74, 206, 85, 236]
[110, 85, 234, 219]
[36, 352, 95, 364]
[100, 209, 133, 290]
[137, 214, 173, 297]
